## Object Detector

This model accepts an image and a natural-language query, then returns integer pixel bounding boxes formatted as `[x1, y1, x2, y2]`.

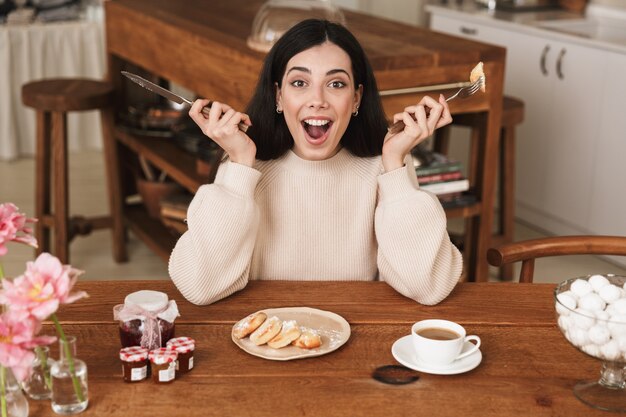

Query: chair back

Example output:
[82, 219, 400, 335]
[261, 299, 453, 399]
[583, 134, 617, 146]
[487, 236, 626, 283]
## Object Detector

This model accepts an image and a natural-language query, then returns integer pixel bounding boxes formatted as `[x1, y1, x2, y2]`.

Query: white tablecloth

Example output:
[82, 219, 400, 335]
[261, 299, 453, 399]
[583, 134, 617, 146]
[0, 19, 106, 160]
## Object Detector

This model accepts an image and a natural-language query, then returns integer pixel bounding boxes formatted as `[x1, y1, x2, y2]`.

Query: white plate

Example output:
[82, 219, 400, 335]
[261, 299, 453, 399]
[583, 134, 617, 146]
[391, 335, 482, 375]
[231, 307, 351, 361]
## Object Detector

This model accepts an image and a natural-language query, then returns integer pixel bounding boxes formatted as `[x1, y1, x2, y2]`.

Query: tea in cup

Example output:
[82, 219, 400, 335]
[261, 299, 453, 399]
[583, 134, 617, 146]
[411, 319, 481, 366]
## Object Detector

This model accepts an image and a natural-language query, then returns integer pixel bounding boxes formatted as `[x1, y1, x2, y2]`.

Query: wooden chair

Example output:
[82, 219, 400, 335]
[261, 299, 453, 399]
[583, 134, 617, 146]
[22, 78, 126, 264]
[487, 235, 626, 283]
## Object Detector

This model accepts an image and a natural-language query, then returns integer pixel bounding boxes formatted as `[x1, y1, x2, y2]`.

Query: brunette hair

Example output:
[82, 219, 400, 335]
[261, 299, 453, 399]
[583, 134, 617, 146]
[246, 19, 388, 160]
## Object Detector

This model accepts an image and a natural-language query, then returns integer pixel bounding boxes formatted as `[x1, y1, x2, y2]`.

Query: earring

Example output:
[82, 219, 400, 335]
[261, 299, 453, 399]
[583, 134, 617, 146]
[276, 105, 282, 114]
[352, 107, 359, 117]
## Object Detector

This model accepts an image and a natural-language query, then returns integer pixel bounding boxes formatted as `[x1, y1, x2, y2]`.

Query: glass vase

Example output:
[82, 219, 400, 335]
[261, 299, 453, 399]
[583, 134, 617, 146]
[0, 366, 29, 417]
[22, 346, 55, 400]
[51, 337, 88, 415]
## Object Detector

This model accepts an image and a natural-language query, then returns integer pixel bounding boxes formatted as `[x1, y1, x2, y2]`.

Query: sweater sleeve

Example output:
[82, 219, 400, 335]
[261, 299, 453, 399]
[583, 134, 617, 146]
[375, 158, 463, 305]
[168, 161, 261, 305]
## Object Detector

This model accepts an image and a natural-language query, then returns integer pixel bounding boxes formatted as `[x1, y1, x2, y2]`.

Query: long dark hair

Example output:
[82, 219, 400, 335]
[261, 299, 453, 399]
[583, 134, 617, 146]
[246, 19, 388, 160]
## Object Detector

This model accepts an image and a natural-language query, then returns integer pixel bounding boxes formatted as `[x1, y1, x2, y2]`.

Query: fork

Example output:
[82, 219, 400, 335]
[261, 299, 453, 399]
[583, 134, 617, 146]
[387, 75, 485, 135]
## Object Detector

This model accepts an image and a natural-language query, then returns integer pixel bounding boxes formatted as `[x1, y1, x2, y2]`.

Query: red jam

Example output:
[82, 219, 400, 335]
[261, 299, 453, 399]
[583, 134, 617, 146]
[119, 319, 175, 348]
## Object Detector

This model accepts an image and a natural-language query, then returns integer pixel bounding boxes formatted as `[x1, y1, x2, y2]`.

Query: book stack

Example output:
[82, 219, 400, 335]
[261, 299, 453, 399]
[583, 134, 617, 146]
[159, 193, 193, 235]
[414, 151, 476, 209]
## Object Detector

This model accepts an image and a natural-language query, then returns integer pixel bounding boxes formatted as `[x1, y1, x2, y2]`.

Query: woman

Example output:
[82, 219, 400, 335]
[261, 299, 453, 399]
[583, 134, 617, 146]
[169, 19, 462, 305]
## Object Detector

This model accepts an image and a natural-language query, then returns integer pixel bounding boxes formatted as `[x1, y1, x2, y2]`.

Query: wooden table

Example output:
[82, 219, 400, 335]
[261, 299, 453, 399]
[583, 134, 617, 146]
[103, 0, 506, 280]
[30, 281, 609, 416]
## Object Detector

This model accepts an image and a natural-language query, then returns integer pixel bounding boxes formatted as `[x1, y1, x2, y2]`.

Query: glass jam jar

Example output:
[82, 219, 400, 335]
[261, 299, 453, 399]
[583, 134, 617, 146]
[119, 346, 148, 382]
[114, 290, 179, 350]
[166, 337, 195, 374]
[149, 348, 178, 384]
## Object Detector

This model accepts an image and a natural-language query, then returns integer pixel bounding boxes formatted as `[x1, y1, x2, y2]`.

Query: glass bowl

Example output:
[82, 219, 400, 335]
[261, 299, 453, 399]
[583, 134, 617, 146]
[247, 0, 346, 53]
[555, 274, 626, 412]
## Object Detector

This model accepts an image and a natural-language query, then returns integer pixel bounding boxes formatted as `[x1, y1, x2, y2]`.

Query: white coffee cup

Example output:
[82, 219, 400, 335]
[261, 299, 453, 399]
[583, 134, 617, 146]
[411, 319, 481, 366]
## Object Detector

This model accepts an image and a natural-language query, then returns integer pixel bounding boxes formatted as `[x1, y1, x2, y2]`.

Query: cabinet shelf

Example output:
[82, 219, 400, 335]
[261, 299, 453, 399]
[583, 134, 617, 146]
[125, 204, 177, 262]
[116, 128, 480, 262]
[115, 128, 207, 193]
[445, 203, 481, 219]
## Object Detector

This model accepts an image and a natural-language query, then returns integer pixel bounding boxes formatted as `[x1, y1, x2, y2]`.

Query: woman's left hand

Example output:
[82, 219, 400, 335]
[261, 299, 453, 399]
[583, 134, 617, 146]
[382, 94, 452, 172]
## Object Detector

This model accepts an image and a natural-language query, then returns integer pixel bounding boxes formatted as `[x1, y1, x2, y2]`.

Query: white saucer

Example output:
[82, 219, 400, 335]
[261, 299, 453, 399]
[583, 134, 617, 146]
[391, 335, 482, 375]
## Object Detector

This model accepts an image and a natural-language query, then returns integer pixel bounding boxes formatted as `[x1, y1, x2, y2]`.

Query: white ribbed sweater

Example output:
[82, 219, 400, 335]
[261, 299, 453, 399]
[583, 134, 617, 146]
[168, 148, 462, 306]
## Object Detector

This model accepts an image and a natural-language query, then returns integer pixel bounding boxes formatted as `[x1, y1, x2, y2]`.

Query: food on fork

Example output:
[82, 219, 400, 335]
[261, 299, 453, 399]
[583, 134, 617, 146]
[250, 316, 282, 345]
[470, 62, 486, 92]
[292, 327, 322, 349]
[233, 311, 268, 339]
[268, 320, 302, 349]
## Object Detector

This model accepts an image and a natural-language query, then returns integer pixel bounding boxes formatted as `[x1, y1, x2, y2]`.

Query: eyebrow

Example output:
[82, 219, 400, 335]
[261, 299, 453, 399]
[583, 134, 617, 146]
[286, 66, 352, 79]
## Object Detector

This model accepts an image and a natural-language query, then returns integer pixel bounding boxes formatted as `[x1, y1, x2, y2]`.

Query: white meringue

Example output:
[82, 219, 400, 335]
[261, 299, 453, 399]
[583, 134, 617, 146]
[570, 279, 594, 297]
[582, 344, 601, 357]
[578, 293, 606, 312]
[569, 327, 591, 346]
[588, 324, 611, 345]
[571, 308, 596, 329]
[588, 274, 610, 292]
[612, 299, 626, 315]
[599, 340, 621, 361]
[556, 293, 577, 315]
[599, 285, 622, 304]
[607, 315, 626, 338]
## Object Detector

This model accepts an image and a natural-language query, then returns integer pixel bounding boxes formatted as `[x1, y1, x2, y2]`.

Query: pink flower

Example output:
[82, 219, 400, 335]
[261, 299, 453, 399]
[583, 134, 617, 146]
[0, 253, 88, 321]
[0, 203, 37, 256]
[0, 311, 56, 381]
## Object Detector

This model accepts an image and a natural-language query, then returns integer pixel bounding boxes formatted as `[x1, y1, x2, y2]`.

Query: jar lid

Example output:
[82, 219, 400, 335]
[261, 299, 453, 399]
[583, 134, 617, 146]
[166, 337, 196, 353]
[120, 346, 149, 362]
[124, 290, 169, 312]
[149, 348, 178, 365]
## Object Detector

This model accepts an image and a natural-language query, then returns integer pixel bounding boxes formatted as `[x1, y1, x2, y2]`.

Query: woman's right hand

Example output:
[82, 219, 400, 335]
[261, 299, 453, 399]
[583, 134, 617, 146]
[189, 100, 256, 167]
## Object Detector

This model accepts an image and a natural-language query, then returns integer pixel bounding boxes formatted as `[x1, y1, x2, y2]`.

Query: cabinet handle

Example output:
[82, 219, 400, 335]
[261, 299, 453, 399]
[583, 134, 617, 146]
[460, 26, 477, 36]
[556, 48, 566, 80]
[540, 45, 550, 76]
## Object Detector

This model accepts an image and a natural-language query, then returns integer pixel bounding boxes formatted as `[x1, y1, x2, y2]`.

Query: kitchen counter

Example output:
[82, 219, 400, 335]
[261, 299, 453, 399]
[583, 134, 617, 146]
[426, 0, 626, 54]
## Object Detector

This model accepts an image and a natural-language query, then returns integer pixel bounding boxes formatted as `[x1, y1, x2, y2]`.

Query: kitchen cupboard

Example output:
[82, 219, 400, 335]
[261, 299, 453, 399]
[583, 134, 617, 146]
[430, 12, 616, 241]
[506, 32, 606, 235]
[588, 51, 626, 237]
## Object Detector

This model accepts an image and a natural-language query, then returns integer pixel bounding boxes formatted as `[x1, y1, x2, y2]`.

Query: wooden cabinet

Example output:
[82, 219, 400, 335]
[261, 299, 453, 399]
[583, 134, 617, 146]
[430, 11, 617, 239]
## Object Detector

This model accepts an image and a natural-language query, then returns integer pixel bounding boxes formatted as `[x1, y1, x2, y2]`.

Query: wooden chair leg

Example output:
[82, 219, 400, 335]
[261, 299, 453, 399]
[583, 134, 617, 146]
[52, 111, 69, 264]
[35, 110, 52, 256]
[101, 107, 128, 262]
[498, 126, 516, 280]
[467, 124, 483, 185]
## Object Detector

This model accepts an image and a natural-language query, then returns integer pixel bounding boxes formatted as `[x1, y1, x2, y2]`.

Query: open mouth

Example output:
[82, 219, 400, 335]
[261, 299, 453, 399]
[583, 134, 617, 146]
[302, 119, 332, 143]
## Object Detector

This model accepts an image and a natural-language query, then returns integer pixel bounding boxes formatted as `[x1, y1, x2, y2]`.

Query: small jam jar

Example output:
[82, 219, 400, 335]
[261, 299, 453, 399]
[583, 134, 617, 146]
[166, 337, 196, 374]
[149, 348, 178, 384]
[116, 290, 177, 350]
[119, 346, 148, 382]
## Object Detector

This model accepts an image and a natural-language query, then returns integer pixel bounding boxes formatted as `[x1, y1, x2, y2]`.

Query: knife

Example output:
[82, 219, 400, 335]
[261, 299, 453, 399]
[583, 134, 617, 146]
[121, 71, 249, 133]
